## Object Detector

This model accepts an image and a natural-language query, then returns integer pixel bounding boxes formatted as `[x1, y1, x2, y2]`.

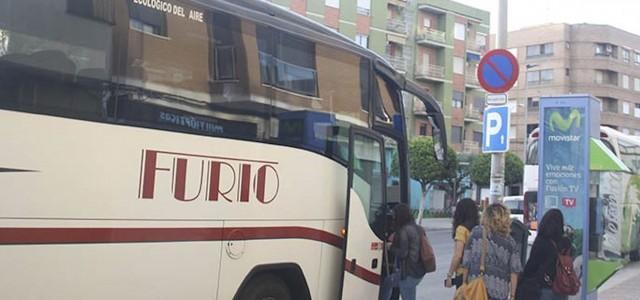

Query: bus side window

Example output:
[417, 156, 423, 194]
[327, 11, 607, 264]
[270, 36, 370, 163]
[0, 0, 115, 120]
[374, 75, 401, 127]
[352, 134, 386, 240]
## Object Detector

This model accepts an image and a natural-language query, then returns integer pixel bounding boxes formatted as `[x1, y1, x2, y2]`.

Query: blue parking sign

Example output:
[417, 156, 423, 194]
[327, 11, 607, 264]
[482, 105, 510, 153]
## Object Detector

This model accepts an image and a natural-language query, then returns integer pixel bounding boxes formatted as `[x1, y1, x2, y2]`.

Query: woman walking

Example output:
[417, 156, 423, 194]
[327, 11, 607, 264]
[380, 203, 426, 300]
[445, 198, 479, 290]
[463, 203, 522, 300]
[517, 209, 572, 300]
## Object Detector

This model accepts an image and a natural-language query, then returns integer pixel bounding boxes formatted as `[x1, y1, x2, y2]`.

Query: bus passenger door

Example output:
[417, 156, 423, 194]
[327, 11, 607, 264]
[340, 128, 387, 299]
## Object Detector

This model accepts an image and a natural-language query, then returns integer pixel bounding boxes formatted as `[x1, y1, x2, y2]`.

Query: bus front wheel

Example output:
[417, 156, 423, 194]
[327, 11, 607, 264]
[236, 274, 292, 300]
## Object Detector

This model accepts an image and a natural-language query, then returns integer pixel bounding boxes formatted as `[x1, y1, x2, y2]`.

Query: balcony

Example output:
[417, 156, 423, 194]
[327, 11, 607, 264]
[465, 73, 480, 89]
[413, 98, 428, 116]
[384, 54, 406, 72]
[467, 43, 486, 54]
[416, 28, 447, 46]
[386, 18, 407, 35]
[415, 64, 445, 82]
[388, 0, 407, 8]
[464, 104, 483, 122]
[463, 141, 481, 154]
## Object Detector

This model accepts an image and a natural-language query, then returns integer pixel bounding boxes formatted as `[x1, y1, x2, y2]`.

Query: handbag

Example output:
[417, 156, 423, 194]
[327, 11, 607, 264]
[454, 227, 488, 300]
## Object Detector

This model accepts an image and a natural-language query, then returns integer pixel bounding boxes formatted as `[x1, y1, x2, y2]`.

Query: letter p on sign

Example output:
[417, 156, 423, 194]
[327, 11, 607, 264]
[482, 105, 510, 153]
[485, 112, 501, 147]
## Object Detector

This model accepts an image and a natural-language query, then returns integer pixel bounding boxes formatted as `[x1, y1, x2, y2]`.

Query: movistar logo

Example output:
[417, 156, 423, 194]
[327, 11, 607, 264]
[549, 109, 582, 133]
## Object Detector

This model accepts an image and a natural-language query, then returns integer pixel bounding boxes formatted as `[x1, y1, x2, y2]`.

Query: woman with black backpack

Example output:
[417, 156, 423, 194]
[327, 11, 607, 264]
[517, 209, 574, 300]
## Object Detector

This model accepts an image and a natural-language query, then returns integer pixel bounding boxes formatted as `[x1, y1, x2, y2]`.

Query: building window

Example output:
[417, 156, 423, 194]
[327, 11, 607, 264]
[635, 52, 640, 64]
[526, 69, 553, 85]
[452, 126, 463, 144]
[509, 125, 517, 139]
[454, 23, 465, 40]
[623, 101, 630, 114]
[527, 97, 539, 110]
[601, 97, 618, 113]
[68, 0, 114, 23]
[357, 0, 371, 15]
[635, 78, 640, 91]
[453, 56, 464, 74]
[476, 34, 487, 50]
[452, 91, 464, 108]
[473, 131, 483, 146]
[325, 0, 340, 8]
[423, 17, 431, 28]
[526, 43, 553, 58]
[214, 46, 237, 81]
[636, 104, 640, 118]
[257, 26, 318, 97]
[419, 123, 428, 136]
[623, 48, 631, 62]
[623, 75, 630, 89]
[128, 1, 167, 36]
[508, 99, 517, 113]
[355, 34, 368, 48]
[595, 43, 618, 58]
[595, 69, 618, 85]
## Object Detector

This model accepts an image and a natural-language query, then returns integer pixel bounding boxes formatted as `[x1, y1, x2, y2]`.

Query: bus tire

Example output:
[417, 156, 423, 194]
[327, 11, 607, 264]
[236, 274, 291, 300]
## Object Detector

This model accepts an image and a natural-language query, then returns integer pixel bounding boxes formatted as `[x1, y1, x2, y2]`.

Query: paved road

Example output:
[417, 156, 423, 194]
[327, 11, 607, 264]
[417, 229, 456, 300]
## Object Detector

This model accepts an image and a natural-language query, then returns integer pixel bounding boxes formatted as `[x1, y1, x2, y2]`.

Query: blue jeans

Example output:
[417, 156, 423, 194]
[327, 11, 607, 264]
[540, 288, 568, 300]
[379, 273, 422, 300]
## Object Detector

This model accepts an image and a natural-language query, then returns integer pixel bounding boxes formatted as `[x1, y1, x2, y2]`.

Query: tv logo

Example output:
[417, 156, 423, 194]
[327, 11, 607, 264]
[561, 197, 577, 208]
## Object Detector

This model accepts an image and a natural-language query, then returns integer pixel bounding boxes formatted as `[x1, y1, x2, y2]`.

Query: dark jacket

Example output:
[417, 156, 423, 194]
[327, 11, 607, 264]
[516, 236, 571, 300]
[391, 224, 426, 279]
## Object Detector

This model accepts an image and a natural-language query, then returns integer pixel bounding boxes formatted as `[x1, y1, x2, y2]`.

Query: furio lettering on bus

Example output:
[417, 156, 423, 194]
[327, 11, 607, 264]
[139, 150, 280, 204]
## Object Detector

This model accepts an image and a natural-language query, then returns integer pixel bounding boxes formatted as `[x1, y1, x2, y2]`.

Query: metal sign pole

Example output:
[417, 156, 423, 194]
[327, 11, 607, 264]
[489, 0, 508, 204]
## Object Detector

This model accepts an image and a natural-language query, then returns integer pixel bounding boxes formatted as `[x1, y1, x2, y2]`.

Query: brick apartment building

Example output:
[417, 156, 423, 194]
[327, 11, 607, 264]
[508, 23, 640, 160]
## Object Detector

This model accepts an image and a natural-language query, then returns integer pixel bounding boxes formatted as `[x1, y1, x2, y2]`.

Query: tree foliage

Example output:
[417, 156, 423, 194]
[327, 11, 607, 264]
[470, 153, 491, 186]
[505, 152, 524, 186]
[470, 152, 524, 187]
[408, 137, 450, 191]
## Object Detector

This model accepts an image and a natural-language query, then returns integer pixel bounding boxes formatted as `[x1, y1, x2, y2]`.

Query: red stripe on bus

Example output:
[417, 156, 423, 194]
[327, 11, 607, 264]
[0, 226, 382, 285]
[0, 226, 343, 248]
[344, 258, 381, 285]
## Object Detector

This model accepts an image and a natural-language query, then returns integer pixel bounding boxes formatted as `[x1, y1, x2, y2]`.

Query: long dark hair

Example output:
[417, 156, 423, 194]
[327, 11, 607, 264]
[536, 209, 565, 244]
[452, 198, 479, 238]
[393, 203, 415, 231]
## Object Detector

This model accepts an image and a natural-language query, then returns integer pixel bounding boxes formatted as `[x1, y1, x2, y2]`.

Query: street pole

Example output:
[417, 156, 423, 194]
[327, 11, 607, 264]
[489, 0, 508, 204]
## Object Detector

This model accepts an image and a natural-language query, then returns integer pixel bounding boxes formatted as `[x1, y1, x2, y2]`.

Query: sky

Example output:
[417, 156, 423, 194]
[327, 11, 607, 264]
[455, 0, 640, 36]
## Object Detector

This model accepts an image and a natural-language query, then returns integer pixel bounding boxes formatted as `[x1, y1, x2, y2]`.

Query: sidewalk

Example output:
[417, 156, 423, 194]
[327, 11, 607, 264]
[419, 218, 452, 232]
[597, 261, 640, 300]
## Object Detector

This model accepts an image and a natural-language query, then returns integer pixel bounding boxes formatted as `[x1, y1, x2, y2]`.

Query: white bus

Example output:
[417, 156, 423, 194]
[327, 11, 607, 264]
[0, 1, 447, 299]
[523, 126, 640, 261]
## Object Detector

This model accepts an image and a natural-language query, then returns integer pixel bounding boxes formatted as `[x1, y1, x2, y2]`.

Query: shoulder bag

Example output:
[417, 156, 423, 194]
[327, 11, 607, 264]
[454, 227, 488, 300]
